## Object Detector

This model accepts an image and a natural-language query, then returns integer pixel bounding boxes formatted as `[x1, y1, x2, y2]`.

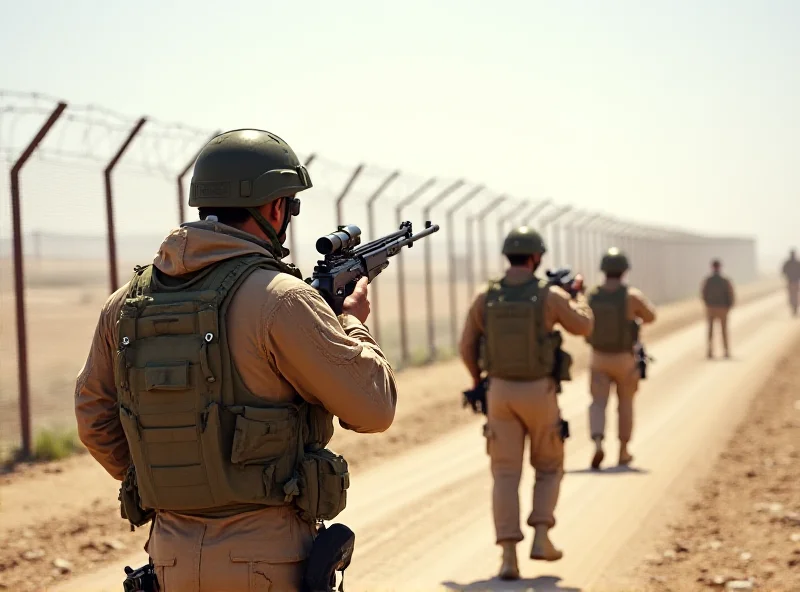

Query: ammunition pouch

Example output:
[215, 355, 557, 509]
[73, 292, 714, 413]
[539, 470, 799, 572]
[295, 449, 350, 523]
[119, 465, 156, 530]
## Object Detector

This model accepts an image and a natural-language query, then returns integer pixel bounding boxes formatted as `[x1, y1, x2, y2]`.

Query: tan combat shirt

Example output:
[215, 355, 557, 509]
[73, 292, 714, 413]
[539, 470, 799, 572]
[74, 222, 398, 562]
[459, 267, 594, 382]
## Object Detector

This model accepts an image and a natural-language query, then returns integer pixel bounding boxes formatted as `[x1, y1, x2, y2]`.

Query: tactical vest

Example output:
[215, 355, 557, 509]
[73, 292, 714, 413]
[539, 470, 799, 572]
[483, 277, 555, 381]
[586, 285, 635, 353]
[703, 274, 731, 307]
[114, 253, 349, 523]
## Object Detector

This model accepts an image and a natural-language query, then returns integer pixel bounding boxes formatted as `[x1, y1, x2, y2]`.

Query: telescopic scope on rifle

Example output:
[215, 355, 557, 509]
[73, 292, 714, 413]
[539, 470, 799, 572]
[316, 225, 362, 255]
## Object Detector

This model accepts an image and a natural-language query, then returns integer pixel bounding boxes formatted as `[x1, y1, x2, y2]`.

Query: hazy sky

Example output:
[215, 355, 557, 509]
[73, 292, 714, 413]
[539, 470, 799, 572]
[1, 0, 798, 266]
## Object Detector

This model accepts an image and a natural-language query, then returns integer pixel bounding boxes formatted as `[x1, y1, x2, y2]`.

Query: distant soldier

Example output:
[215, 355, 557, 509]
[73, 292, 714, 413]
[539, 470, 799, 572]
[782, 249, 800, 316]
[585, 248, 656, 469]
[459, 227, 593, 580]
[701, 258, 735, 359]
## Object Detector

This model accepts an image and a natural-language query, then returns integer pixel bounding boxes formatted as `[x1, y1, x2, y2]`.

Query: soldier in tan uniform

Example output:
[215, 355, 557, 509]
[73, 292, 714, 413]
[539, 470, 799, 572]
[585, 248, 656, 469]
[459, 227, 593, 580]
[701, 258, 735, 359]
[782, 249, 800, 316]
[74, 130, 398, 592]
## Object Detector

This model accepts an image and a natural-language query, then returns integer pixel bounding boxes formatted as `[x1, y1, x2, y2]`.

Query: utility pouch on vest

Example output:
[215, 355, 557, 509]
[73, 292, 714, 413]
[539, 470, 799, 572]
[484, 278, 552, 381]
[295, 449, 350, 523]
[587, 286, 632, 353]
[119, 465, 156, 530]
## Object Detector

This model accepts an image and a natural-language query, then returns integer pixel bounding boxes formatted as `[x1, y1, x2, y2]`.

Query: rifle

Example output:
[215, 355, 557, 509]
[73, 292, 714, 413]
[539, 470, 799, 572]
[634, 342, 654, 379]
[462, 377, 489, 415]
[123, 563, 159, 592]
[545, 267, 581, 298]
[544, 267, 581, 393]
[308, 221, 440, 315]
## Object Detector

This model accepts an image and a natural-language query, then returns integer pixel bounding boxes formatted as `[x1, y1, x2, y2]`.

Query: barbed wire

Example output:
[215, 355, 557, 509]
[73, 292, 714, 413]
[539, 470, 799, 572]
[0, 90, 757, 244]
[0, 90, 215, 179]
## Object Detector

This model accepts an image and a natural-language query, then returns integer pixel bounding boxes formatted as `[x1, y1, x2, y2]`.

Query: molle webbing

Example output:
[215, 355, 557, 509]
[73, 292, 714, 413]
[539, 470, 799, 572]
[482, 277, 554, 381]
[586, 285, 634, 353]
[114, 254, 347, 521]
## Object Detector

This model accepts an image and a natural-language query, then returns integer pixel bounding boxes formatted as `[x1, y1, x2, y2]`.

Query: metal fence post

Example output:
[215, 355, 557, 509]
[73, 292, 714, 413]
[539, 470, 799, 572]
[465, 215, 476, 299]
[335, 163, 364, 227]
[476, 195, 507, 282]
[394, 177, 437, 365]
[365, 170, 400, 343]
[10, 101, 67, 458]
[287, 153, 316, 267]
[539, 205, 572, 268]
[105, 117, 147, 293]
[522, 198, 553, 226]
[176, 131, 220, 224]
[446, 185, 484, 353]
[496, 198, 529, 273]
[421, 180, 464, 361]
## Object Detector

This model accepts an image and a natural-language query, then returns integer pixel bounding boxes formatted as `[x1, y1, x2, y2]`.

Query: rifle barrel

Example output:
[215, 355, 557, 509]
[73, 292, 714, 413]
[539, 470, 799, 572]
[352, 227, 411, 256]
[395, 223, 440, 248]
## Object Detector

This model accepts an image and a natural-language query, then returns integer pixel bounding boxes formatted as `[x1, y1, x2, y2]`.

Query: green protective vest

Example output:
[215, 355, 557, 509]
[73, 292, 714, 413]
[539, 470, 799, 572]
[482, 277, 555, 381]
[114, 253, 348, 523]
[586, 285, 636, 353]
[703, 274, 731, 307]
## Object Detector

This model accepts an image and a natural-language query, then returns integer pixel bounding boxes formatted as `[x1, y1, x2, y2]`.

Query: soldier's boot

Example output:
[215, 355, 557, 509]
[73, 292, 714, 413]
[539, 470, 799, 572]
[498, 542, 520, 580]
[591, 436, 604, 470]
[619, 442, 633, 466]
[530, 526, 563, 562]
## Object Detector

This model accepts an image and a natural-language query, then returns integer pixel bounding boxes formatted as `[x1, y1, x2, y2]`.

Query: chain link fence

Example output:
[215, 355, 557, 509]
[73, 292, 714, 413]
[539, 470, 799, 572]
[0, 91, 758, 457]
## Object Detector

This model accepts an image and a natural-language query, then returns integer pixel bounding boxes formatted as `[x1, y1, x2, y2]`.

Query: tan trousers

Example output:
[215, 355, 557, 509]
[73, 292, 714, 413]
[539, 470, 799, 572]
[706, 307, 730, 355]
[789, 282, 799, 314]
[485, 377, 564, 544]
[145, 506, 315, 591]
[589, 351, 640, 443]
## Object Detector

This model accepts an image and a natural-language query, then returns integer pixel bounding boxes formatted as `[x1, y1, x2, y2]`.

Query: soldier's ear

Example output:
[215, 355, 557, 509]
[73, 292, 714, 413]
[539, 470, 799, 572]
[262, 200, 283, 226]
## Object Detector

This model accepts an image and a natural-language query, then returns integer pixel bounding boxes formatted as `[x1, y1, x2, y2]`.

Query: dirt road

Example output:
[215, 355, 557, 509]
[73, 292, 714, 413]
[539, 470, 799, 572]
[50, 290, 799, 591]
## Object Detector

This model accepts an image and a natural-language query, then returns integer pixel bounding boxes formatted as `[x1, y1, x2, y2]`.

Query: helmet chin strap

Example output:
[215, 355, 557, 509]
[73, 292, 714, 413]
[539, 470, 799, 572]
[247, 207, 290, 259]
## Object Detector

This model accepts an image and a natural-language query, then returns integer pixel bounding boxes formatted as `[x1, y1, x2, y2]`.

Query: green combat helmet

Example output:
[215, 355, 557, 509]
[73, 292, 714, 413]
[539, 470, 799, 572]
[502, 226, 547, 256]
[600, 247, 630, 274]
[188, 129, 313, 254]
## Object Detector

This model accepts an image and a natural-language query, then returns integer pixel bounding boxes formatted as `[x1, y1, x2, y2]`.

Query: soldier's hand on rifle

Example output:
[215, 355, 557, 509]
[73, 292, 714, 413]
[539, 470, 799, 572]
[570, 274, 585, 297]
[342, 277, 371, 323]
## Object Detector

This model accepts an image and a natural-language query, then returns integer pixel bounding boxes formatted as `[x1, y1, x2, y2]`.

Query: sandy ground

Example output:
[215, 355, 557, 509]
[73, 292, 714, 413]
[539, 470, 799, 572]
[0, 276, 789, 591]
[602, 334, 800, 592]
